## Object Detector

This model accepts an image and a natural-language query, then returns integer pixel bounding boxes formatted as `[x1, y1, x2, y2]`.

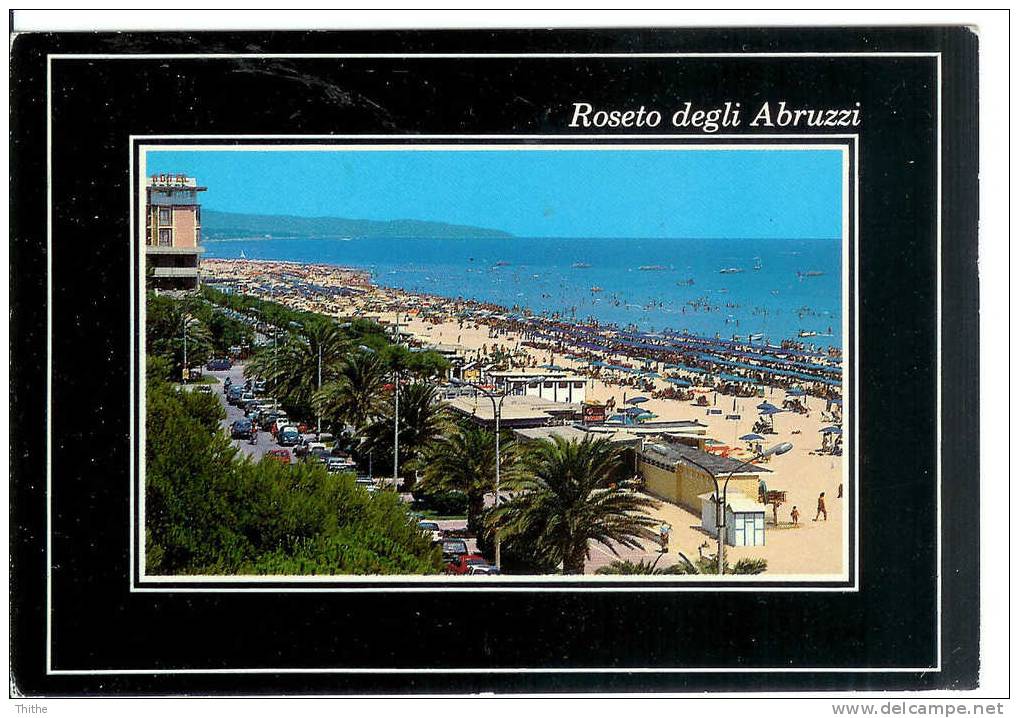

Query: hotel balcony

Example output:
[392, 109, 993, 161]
[144, 246, 206, 255]
[149, 266, 201, 278]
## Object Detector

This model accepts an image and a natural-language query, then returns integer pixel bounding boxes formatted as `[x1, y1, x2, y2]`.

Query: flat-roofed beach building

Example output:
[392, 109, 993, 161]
[145, 174, 206, 292]
[444, 394, 582, 429]
[486, 369, 587, 404]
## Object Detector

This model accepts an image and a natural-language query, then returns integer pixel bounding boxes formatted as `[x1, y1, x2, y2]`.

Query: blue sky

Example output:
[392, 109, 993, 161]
[146, 148, 843, 239]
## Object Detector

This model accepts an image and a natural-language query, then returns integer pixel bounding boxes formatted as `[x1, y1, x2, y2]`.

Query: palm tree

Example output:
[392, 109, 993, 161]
[494, 436, 661, 575]
[420, 423, 507, 535]
[313, 349, 388, 434]
[594, 555, 693, 575]
[146, 294, 213, 380]
[247, 322, 347, 417]
[362, 381, 447, 489]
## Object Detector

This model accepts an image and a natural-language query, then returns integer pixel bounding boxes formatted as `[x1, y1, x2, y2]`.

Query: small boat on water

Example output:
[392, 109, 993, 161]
[494, 260, 512, 267]
[639, 265, 669, 271]
[797, 270, 825, 278]
[798, 330, 818, 338]
[590, 286, 604, 293]
[719, 267, 744, 274]
[753, 257, 763, 271]
[572, 262, 592, 269]
[676, 278, 695, 286]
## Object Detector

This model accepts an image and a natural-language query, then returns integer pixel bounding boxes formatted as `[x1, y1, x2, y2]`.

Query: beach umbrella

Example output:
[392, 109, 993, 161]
[626, 396, 650, 405]
[786, 388, 805, 396]
[819, 426, 843, 435]
[758, 406, 783, 416]
[757, 401, 780, 412]
[666, 377, 691, 387]
[740, 433, 765, 442]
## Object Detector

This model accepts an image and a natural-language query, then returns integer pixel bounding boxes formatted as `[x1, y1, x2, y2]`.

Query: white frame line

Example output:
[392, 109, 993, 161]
[43, 50, 942, 677]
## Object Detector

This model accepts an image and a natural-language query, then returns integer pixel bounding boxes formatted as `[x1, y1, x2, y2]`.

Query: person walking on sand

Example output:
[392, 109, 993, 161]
[791, 506, 799, 525]
[813, 492, 827, 521]
[659, 523, 671, 553]
[837, 482, 843, 499]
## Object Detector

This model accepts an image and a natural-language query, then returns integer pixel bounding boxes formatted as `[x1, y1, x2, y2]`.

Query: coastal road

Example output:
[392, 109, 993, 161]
[205, 362, 291, 463]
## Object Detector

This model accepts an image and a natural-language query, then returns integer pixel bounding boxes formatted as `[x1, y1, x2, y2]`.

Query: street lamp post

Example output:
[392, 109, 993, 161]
[317, 342, 323, 434]
[393, 365, 400, 491]
[711, 441, 793, 574]
[181, 313, 198, 384]
[392, 311, 401, 492]
[450, 375, 543, 570]
[182, 316, 188, 383]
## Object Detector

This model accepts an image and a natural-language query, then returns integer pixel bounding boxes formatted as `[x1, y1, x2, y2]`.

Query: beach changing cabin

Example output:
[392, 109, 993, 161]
[638, 442, 771, 514]
[699, 493, 767, 547]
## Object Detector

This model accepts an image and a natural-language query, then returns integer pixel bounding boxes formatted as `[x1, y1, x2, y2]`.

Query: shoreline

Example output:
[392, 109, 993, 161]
[202, 257, 843, 401]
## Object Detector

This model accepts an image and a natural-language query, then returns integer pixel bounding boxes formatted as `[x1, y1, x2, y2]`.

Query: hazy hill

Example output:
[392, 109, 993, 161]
[202, 210, 513, 240]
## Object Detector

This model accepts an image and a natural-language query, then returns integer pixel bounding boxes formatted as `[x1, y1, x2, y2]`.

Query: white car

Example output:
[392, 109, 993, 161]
[326, 456, 357, 474]
[417, 520, 443, 543]
[355, 476, 378, 494]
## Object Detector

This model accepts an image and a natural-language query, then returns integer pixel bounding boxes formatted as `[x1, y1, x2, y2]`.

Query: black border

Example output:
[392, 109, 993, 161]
[9, 28, 978, 694]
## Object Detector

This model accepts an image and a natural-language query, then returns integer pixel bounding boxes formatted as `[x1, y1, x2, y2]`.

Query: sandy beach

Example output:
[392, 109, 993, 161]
[202, 258, 847, 578]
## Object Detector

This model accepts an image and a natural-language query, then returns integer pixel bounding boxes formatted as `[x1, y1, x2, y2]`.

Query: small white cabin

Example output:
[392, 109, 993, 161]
[699, 493, 767, 547]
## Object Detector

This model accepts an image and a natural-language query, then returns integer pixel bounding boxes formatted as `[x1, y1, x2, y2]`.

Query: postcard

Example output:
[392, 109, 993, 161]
[9, 26, 979, 695]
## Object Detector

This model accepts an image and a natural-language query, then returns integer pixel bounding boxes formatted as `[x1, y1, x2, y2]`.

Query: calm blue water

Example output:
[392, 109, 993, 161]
[205, 237, 843, 348]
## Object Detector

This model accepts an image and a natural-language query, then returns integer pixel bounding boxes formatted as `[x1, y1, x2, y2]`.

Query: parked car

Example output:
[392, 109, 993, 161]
[252, 379, 267, 394]
[467, 564, 501, 576]
[417, 520, 443, 543]
[440, 539, 469, 563]
[355, 476, 378, 494]
[205, 358, 232, 371]
[230, 420, 252, 440]
[226, 386, 244, 405]
[278, 426, 300, 447]
[326, 456, 357, 474]
[265, 448, 291, 465]
[310, 445, 331, 464]
[242, 398, 262, 415]
[445, 553, 491, 575]
[259, 412, 283, 431]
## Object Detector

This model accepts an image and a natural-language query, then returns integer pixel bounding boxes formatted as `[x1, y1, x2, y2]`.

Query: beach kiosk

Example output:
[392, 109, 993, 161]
[699, 493, 767, 547]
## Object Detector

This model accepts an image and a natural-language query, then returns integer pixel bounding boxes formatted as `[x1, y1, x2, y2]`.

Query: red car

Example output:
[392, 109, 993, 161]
[265, 448, 291, 465]
[444, 553, 491, 575]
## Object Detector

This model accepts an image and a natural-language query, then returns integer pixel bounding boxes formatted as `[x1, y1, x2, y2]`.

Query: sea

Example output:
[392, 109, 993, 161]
[204, 236, 843, 349]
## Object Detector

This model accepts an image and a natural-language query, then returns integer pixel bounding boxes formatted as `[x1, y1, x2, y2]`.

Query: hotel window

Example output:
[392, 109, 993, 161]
[158, 228, 172, 246]
[195, 207, 201, 224]
[158, 208, 171, 226]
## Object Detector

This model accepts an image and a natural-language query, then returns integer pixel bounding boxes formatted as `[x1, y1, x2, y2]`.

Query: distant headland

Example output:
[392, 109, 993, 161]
[201, 210, 514, 241]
